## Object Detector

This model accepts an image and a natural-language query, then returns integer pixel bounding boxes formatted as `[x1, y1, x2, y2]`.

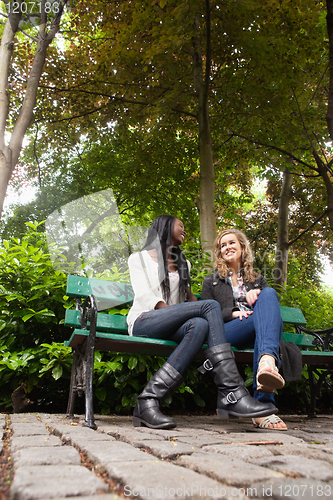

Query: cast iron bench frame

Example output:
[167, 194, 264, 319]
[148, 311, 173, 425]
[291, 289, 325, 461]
[64, 275, 333, 429]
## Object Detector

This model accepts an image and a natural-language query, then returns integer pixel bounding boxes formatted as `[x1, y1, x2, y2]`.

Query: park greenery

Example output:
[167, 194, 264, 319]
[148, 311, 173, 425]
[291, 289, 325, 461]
[0, 0, 333, 414]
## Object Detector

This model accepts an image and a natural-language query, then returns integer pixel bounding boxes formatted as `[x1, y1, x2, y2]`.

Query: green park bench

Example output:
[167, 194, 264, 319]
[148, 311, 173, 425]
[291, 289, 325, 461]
[64, 274, 333, 429]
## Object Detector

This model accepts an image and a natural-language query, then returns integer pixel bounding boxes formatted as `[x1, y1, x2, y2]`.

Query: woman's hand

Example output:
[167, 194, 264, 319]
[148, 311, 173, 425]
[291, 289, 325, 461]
[187, 290, 198, 302]
[246, 289, 261, 307]
[155, 301, 168, 309]
[232, 310, 253, 320]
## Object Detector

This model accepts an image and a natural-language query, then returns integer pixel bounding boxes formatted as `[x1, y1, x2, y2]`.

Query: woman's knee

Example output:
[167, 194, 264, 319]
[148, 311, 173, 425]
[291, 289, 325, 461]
[201, 298, 221, 313]
[185, 317, 209, 342]
[259, 287, 278, 301]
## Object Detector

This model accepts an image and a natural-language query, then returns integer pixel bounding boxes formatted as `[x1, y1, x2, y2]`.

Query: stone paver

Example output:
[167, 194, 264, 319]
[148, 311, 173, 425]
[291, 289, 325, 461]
[201, 443, 275, 459]
[75, 439, 155, 466]
[3, 413, 333, 500]
[9, 465, 108, 500]
[174, 433, 230, 447]
[12, 445, 81, 467]
[11, 423, 49, 436]
[137, 438, 199, 458]
[10, 434, 63, 453]
[42, 496, 121, 500]
[253, 454, 333, 481]
[176, 451, 285, 487]
[103, 458, 247, 499]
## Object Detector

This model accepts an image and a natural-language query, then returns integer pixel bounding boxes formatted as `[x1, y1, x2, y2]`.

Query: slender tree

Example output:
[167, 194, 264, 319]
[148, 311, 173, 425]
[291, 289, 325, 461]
[0, 0, 69, 217]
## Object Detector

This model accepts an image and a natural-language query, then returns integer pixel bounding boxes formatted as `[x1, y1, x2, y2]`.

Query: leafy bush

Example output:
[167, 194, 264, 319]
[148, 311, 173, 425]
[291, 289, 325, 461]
[0, 343, 72, 411]
[280, 283, 333, 330]
[0, 221, 71, 351]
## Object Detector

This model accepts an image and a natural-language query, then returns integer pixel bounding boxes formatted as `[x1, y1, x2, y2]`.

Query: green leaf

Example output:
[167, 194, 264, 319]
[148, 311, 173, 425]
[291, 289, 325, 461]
[22, 313, 35, 322]
[192, 394, 205, 407]
[95, 387, 107, 401]
[127, 355, 138, 370]
[52, 365, 63, 380]
[121, 395, 130, 406]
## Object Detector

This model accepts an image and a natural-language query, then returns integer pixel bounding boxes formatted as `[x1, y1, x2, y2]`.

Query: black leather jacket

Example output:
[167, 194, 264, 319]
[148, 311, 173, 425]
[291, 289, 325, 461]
[201, 269, 269, 323]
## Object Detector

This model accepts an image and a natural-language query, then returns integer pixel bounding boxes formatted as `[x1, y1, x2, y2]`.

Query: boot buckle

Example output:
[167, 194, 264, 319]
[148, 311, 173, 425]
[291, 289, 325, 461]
[198, 359, 213, 374]
[203, 359, 213, 371]
[226, 392, 238, 404]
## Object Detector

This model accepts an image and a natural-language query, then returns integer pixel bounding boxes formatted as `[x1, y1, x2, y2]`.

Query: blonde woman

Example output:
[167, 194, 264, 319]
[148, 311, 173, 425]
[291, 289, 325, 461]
[202, 229, 287, 431]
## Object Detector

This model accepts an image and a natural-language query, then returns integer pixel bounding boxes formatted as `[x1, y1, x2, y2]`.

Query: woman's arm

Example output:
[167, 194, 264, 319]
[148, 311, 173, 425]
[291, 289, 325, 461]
[187, 288, 198, 302]
[128, 252, 166, 311]
[245, 275, 269, 306]
[201, 274, 235, 322]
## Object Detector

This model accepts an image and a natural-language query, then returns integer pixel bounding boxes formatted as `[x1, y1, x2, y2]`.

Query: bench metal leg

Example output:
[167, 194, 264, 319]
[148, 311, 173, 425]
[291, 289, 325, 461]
[66, 345, 88, 422]
[307, 365, 317, 418]
[66, 348, 79, 418]
[83, 334, 97, 430]
[66, 342, 97, 429]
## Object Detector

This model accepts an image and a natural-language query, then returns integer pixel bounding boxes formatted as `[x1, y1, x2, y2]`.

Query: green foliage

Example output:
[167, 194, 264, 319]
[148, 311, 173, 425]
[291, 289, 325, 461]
[182, 238, 214, 294]
[0, 342, 72, 411]
[0, 221, 70, 351]
[280, 283, 333, 331]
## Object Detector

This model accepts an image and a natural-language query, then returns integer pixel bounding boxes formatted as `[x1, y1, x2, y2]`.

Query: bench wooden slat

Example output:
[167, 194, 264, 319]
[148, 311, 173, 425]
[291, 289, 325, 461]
[281, 332, 314, 347]
[66, 275, 133, 308]
[65, 309, 128, 333]
[65, 310, 312, 346]
[65, 329, 182, 358]
[64, 329, 333, 365]
[279, 306, 306, 325]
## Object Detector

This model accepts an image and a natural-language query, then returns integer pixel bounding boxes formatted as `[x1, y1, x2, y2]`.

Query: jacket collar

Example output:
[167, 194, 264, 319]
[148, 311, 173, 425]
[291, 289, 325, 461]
[213, 268, 228, 283]
[213, 268, 246, 283]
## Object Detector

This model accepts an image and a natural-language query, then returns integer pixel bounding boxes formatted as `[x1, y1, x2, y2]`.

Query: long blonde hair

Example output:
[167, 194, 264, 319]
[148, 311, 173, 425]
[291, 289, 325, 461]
[214, 229, 258, 282]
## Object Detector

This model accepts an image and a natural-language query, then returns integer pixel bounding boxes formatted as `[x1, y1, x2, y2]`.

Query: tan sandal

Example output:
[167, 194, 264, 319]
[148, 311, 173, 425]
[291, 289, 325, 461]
[257, 355, 285, 394]
[252, 414, 288, 431]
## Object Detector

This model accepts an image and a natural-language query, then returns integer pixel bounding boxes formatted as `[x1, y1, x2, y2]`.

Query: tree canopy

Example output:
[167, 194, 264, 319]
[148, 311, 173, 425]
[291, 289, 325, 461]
[1, 0, 333, 285]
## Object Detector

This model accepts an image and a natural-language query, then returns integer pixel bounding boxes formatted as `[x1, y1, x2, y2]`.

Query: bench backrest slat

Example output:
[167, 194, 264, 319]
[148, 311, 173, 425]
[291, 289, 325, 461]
[65, 309, 128, 333]
[279, 306, 306, 325]
[281, 332, 314, 347]
[66, 275, 133, 308]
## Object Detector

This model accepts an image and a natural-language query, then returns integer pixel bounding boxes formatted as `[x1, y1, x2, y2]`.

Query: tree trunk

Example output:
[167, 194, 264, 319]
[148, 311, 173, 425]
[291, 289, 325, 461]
[0, 4, 22, 213]
[0, 0, 68, 218]
[274, 167, 293, 289]
[326, 0, 333, 140]
[192, 0, 216, 261]
[315, 156, 333, 233]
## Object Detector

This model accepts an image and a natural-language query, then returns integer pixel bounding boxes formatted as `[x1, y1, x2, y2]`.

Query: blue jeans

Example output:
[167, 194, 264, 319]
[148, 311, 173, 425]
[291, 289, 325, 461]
[224, 287, 283, 404]
[132, 299, 227, 374]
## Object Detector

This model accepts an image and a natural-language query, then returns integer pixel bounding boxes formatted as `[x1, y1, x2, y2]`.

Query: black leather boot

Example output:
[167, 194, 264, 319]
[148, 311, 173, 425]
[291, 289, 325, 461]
[133, 363, 183, 429]
[199, 344, 277, 418]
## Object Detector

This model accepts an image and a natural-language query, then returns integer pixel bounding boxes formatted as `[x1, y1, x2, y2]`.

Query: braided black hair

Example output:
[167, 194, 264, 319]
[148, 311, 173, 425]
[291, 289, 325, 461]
[142, 214, 190, 303]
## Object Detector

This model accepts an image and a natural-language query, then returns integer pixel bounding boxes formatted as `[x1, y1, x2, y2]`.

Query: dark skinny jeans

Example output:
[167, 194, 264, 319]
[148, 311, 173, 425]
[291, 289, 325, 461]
[132, 299, 226, 374]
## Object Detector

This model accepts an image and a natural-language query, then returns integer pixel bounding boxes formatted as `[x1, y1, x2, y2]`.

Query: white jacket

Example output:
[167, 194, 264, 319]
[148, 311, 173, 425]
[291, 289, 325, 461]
[127, 250, 190, 335]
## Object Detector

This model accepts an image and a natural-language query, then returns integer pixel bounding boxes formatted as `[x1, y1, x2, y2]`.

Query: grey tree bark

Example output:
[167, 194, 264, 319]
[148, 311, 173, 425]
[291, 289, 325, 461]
[192, 0, 216, 261]
[0, 0, 68, 218]
[274, 168, 293, 288]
